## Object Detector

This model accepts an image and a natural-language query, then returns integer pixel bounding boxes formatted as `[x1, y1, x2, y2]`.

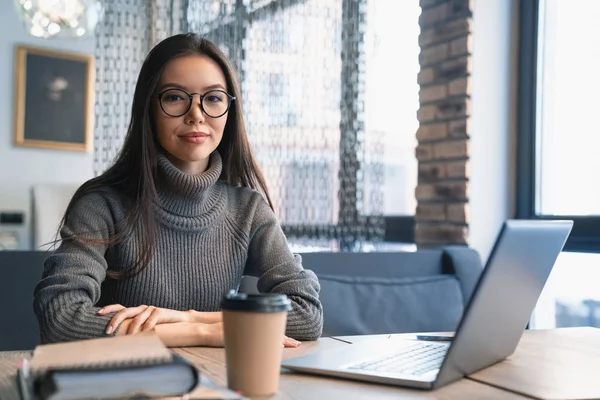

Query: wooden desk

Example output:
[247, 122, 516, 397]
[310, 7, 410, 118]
[336, 327, 600, 400]
[468, 327, 600, 400]
[0, 337, 523, 400]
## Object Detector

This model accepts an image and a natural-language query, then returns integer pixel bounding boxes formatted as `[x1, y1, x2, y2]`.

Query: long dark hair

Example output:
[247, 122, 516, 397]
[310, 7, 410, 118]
[59, 33, 273, 279]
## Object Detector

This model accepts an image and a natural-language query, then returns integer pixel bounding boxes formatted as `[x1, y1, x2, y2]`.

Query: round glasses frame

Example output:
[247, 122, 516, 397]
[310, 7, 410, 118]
[156, 88, 236, 118]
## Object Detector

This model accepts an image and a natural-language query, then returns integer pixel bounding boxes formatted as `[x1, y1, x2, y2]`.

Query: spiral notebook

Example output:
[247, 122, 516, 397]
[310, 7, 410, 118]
[19, 333, 200, 400]
[28, 332, 173, 373]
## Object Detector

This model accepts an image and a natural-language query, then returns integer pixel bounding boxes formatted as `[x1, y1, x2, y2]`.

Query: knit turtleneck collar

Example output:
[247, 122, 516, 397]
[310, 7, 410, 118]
[155, 151, 227, 229]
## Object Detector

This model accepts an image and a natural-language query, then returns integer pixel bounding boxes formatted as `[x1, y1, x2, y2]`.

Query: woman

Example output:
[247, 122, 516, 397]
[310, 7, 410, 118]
[33, 33, 323, 348]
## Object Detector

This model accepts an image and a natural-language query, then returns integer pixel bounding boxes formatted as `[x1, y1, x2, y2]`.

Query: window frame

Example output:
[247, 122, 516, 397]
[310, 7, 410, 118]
[516, 0, 600, 253]
[204, 0, 416, 247]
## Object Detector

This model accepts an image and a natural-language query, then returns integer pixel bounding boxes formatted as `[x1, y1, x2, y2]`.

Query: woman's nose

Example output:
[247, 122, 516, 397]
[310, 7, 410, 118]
[186, 94, 205, 123]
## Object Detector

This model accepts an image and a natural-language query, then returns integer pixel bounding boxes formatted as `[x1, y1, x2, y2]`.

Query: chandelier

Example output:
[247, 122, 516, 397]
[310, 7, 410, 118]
[13, 0, 104, 39]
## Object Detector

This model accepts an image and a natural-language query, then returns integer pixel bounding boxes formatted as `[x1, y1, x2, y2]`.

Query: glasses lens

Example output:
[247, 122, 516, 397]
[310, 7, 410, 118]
[160, 89, 190, 116]
[202, 90, 230, 117]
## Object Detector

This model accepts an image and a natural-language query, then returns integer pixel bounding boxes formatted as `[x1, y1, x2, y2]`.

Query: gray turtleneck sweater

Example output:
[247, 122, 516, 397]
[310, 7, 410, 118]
[33, 152, 323, 343]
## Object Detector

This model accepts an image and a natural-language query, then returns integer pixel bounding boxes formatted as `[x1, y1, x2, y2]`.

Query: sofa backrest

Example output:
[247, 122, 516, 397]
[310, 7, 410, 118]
[299, 251, 445, 277]
[241, 248, 484, 336]
[0, 251, 48, 350]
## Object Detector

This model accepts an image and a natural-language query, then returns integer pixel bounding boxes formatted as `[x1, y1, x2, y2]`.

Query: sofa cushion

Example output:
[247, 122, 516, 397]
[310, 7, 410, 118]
[318, 274, 464, 336]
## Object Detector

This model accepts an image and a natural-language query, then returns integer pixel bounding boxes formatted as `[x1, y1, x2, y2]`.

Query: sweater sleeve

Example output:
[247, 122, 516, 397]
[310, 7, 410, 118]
[33, 192, 120, 343]
[244, 196, 324, 341]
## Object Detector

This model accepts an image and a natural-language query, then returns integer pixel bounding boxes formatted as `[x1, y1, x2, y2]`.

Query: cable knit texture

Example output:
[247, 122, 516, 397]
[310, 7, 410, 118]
[33, 152, 323, 343]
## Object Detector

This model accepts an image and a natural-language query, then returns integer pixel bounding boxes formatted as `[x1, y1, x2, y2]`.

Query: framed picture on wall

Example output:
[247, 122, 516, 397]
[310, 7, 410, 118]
[13, 45, 94, 152]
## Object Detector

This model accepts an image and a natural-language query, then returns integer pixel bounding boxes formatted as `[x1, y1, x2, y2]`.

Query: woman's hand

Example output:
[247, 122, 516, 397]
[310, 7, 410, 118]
[98, 305, 303, 348]
[98, 304, 190, 335]
[283, 336, 301, 348]
[197, 321, 225, 347]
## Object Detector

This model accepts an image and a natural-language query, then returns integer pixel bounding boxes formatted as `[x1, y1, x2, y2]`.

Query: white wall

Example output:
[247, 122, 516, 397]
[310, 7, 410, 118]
[0, 2, 95, 249]
[469, 0, 519, 261]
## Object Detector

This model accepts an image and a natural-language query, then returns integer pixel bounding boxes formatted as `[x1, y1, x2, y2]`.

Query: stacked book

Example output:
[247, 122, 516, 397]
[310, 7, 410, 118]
[17, 333, 243, 400]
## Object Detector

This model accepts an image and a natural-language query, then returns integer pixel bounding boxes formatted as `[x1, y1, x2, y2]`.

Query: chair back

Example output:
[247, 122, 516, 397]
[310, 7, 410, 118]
[0, 251, 48, 350]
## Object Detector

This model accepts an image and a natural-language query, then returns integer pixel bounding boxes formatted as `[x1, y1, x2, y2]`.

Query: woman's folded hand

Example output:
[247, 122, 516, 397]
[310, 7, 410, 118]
[98, 304, 190, 335]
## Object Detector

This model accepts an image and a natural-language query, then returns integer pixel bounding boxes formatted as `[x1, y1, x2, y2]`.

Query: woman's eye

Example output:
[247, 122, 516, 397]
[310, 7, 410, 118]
[164, 94, 183, 102]
[206, 95, 224, 103]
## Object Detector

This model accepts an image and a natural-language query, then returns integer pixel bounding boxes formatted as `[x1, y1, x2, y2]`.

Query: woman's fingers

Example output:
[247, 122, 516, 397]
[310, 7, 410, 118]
[106, 305, 148, 334]
[283, 335, 301, 348]
[97, 304, 125, 315]
[101, 305, 192, 335]
[128, 306, 156, 334]
[141, 307, 162, 332]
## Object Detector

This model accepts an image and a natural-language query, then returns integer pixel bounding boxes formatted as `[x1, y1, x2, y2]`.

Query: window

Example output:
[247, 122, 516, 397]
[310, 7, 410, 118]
[518, 0, 600, 329]
[362, 0, 419, 219]
[518, 0, 600, 251]
[188, 0, 420, 249]
[244, 0, 343, 230]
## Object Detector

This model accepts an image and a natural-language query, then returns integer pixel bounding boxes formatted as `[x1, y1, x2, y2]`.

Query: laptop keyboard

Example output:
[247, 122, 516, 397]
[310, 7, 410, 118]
[345, 341, 450, 376]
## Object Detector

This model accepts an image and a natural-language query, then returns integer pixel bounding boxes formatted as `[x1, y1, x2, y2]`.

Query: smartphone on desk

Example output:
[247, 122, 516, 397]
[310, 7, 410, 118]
[415, 335, 454, 342]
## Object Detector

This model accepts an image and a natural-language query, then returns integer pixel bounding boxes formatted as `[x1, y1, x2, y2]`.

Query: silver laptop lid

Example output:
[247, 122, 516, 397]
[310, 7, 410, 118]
[434, 219, 573, 388]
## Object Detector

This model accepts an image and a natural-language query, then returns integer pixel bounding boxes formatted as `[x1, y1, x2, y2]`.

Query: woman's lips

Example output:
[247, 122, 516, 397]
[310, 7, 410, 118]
[179, 132, 208, 144]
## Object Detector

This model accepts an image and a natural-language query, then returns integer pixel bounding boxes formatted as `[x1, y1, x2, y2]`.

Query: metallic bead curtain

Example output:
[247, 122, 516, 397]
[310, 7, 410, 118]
[93, 0, 187, 175]
[93, 0, 385, 250]
[93, 0, 151, 175]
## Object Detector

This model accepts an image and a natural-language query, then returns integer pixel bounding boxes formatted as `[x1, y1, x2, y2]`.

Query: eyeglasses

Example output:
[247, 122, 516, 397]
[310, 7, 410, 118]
[156, 88, 236, 118]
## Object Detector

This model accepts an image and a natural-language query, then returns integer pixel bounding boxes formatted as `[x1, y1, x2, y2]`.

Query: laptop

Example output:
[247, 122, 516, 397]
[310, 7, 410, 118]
[282, 219, 573, 390]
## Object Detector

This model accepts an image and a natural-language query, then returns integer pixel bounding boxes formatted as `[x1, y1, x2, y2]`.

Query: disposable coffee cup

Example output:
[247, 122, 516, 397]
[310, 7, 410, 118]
[221, 292, 292, 397]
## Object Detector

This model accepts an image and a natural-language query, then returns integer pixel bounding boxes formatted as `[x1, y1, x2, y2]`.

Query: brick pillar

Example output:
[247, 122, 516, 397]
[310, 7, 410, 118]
[415, 0, 472, 247]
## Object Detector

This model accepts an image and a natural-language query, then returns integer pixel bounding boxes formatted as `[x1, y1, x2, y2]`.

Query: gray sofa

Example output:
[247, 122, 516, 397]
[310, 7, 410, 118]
[0, 247, 483, 350]
[1, 251, 49, 351]
[241, 247, 483, 336]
